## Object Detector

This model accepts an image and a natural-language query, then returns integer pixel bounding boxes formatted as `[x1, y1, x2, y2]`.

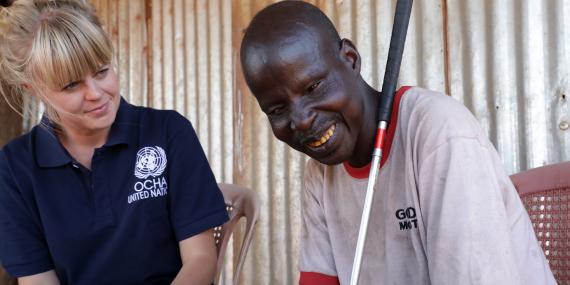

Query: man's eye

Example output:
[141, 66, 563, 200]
[268, 107, 284, 116]
[307, 81, 321, 93]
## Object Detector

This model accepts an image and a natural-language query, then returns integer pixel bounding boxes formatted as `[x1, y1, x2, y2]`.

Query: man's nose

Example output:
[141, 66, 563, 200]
[84, 78, 103, 100]
[289, 106, 316, 131]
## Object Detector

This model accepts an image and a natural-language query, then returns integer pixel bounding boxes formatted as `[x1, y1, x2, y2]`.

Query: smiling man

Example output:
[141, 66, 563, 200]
[240, 1, 555, 285]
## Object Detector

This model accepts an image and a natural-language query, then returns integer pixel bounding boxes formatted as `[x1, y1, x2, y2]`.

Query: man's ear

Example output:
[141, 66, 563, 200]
[339, 38, 361, 74]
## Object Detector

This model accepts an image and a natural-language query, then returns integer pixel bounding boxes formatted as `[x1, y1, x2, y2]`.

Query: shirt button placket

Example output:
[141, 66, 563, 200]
[92, 149, 115, 229]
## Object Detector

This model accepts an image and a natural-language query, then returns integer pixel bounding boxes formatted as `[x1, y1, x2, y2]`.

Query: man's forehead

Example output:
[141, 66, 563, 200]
[242, 22, 336, 93]
[247, 39, 329, 99]
[257, 40, 328, 83]
[274, 34, 320, 62]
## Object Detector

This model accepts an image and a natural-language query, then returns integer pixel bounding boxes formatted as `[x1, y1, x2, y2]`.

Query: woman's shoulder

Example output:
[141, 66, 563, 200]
[126, 101, 177, 120]
[135, 102, 186, 117]
[0, 126, 40, 175]
[124, 101, 192, 132]
[1, 126, 38, 159]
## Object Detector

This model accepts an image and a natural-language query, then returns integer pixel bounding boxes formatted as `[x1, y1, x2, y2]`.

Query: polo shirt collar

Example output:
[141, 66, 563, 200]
[35, 119, 71, 168]
[35, 97, 137, 168]
[104, 97, 138, 147]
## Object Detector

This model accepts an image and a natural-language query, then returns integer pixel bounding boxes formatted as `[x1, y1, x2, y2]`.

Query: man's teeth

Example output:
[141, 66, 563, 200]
[307, 125, 336, 148]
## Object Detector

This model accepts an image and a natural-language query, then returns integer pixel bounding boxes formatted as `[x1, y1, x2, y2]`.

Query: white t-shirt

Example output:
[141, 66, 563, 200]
[299, 87, 556, 285]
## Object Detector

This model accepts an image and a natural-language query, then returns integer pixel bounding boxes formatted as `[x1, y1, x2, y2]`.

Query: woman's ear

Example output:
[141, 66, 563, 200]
[21, 83, 36, 96]
[21, 83, 32, 91]
[339, 38, 361, 75]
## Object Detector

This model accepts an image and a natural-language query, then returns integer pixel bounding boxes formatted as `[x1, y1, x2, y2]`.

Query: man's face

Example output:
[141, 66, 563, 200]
[243, 33, 365, 165]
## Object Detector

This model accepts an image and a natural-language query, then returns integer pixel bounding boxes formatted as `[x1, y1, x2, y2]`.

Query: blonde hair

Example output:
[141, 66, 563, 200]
[0, 0, 113, 124]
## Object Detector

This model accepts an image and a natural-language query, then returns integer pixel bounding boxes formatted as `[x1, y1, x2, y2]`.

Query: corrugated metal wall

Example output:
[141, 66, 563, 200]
[446, 0, 570, 174]
[91, 0, 239, 283]
[21, 0, 570, 284]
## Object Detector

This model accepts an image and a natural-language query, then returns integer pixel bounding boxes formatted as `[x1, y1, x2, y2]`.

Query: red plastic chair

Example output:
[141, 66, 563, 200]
[213, 183, 260, 285]
[510, 161, 570, 285]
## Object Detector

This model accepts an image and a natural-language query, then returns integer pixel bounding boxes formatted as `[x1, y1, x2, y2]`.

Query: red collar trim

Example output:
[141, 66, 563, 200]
[299, 272, 340, 285]
[343, 161, 372, 179]
[343, 86, 412, 179]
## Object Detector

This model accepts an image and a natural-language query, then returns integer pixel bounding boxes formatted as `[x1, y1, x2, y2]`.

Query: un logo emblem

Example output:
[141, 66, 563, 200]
[134, 146, 167, 179]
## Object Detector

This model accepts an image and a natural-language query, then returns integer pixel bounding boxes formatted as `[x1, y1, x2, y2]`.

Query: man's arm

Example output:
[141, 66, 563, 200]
[298, 160, 339, 285]
[18, 270, 60, 285]
[419, 137, 523, 284]
[171, 228, 217, 285]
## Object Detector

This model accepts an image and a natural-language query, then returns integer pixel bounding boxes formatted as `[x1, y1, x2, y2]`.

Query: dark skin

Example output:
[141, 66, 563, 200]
[240, 1, 381, 167]
[0, 0, 14, 7]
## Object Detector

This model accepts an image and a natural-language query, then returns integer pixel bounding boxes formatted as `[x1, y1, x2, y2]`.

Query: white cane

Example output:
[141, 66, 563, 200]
[349, 1, 413, 284]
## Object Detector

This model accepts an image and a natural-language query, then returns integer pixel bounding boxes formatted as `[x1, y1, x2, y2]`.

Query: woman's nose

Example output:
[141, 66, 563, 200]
[84, 78, 103, 100]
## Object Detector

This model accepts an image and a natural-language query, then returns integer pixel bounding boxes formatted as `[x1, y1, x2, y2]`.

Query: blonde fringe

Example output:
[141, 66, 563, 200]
[0, 0, 113, 126]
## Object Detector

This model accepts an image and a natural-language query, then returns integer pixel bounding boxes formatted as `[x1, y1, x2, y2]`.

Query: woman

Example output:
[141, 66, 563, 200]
[0, 1, 228, 284]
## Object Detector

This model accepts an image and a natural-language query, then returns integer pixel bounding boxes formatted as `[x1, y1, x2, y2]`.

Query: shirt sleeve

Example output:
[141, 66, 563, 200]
[165, 113, 229, 241]
[418, 137, 523, 284]
[0, 151, 54, 277]
[298, 160, 339, 285]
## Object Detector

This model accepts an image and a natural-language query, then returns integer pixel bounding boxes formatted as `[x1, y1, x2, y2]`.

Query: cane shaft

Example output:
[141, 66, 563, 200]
[349, 121, 387, 285]
[349, 1, 413, 283]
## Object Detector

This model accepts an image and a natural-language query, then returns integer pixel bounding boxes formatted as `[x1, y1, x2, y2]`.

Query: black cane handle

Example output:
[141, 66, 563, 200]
[377, 0, 413, 123]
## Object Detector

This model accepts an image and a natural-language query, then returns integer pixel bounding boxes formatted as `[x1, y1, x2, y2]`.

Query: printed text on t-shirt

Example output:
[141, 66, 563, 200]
[395, 207, 418, 230]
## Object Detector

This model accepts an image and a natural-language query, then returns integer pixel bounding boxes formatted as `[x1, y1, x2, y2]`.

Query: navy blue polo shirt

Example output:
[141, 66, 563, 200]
[0, 98, 228, 284]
